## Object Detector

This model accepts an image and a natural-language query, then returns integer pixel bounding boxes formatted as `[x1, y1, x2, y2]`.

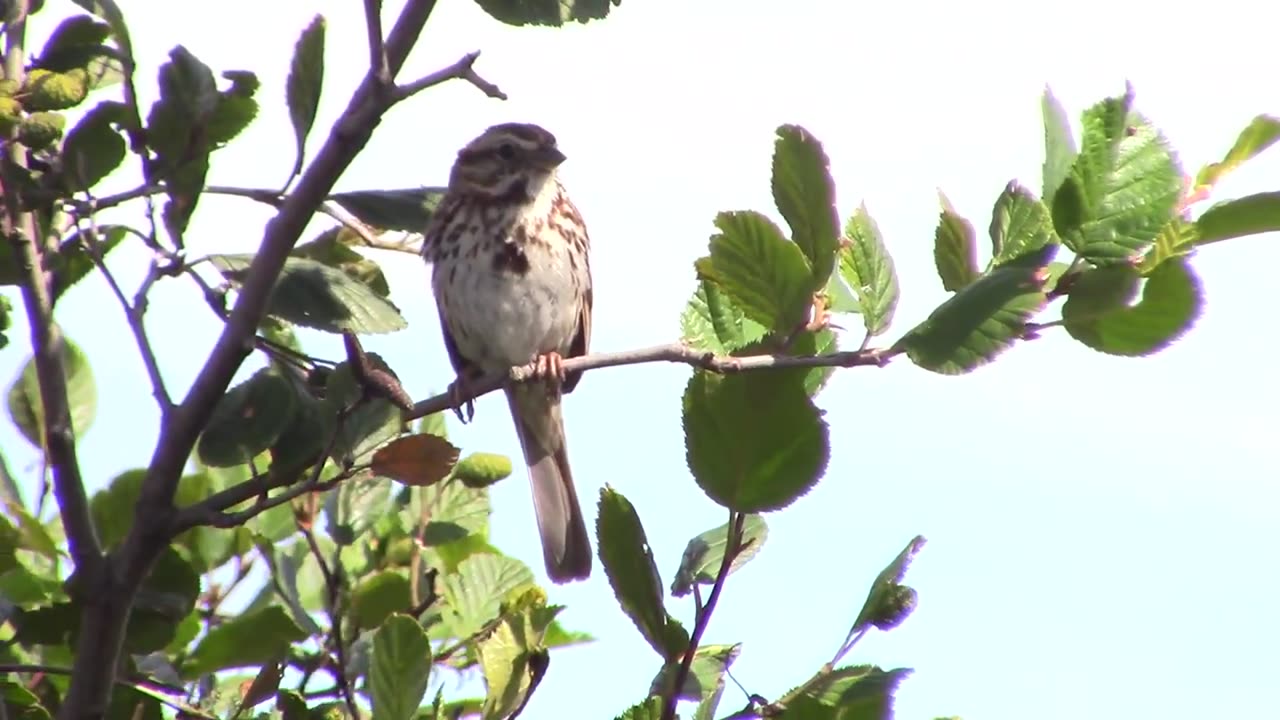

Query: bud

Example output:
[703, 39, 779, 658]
[453, 451, 513, 488]
[870, 583, 918, 630]
[21, 68, 88, 111]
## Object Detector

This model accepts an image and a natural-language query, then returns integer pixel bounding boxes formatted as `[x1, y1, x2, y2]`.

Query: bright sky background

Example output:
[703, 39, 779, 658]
[3, 1, 1279, 718]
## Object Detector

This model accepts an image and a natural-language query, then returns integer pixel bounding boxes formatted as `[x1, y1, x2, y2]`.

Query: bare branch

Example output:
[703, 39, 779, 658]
[0, 8, 103, 581]
[78, 223, 173, 411]
[407, 342, 895, 420]
[392, 51, 507, 102]
[362, 0, 391, 85]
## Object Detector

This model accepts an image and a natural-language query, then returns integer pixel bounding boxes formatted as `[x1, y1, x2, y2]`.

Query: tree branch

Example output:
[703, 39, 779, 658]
[0, 2, 103, 581]
[392, 50, 507, 102]
[407, 342, 895, 420]
[64, 2, 501, 718]
[663, 511, 745, 720]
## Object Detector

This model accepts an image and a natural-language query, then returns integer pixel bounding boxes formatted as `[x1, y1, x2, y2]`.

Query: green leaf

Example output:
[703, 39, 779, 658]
[476, 604, 559, 720]
[851, 536, 926, 634]
[1194, 191, 1280, 245]
[694, 211, 813, 334]
[6, 336, 96, 449]
[61, 100, 126, 191]
[369, 614, 432, 720]
[351, 571, 412, 630]
[786, 327, 839, 397]
[323, 355, 404, 464]
[896, 246, 1054, 374]
[679, 279, 766, 354]
[670, 515, 768, 598]
[441, 553, 534, 639]
[208, 254, 407, 334]
[785, 665, 912, 718]
[183, 605, 307, 678]
[683, 372, 828, 512]
[126, 545, 200, 653]
[197, 368, 297, 467]
[285, 15, 325, 184]
[2, 499, 60, 560]
[651, 644, 740, 714]
[328, 188, 446, 233]
[268, 393, 334, 471]
[597, 487, 681, 659]
[148, 46, 218, 240]
[89, 468, 144, 548]
[933, 193, 979, 291]
[1058, 90, 1183, 265]
[472, 0, 621, 26]
[989, 182, 1057, 266]
[772, 124, 840, 287]
[69, 0, 133, 61]
[838, 204, 899, 336]
[253, 535, 323, 635]
[293, 227, 391, 296]
[1138, 218, 1198, 274]
[1195, 114, 1280, 189]
[615, 697, 664, 720]
[207, 70, 259, 145]
[1063, 258, 1202, 357]
[1041, 86, 1077, 201]
[326, 474, 391, 545]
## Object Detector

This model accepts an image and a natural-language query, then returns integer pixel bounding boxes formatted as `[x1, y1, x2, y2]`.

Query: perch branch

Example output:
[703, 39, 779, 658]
[392, 50, 507, 101]
[0, 5, 103, 581]
[407, 342, 895, 420]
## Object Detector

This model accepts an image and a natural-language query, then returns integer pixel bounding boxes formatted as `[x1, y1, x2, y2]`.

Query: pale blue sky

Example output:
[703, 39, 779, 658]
[3, 1, 1279, 718]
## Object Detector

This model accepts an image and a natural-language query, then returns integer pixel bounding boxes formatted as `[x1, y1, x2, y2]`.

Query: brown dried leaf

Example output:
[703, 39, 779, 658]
[372, 434, 460, 487]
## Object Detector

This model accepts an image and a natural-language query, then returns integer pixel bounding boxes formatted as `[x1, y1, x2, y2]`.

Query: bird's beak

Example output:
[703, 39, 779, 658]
[528, 146, 567, 169]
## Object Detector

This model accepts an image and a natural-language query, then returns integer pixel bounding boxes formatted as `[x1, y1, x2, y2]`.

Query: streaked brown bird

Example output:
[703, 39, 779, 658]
[421, 122, 593, 582]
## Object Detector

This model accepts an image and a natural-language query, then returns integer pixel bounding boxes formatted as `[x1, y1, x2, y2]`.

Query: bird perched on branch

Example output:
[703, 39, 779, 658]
[422, 122, 593, 583]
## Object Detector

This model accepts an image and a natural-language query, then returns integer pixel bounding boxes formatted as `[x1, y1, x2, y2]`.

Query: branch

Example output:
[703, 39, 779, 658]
[392, 50, 507, 102]
[298, 517, 359, 719]
[0, 3, 103, 579]
[663, 511, 745, 720]
[407, 342, 894, 420]
[79, 222, 172, 411]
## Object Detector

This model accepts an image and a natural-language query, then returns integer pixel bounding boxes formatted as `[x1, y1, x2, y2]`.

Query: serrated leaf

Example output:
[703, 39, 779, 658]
[934, 194, 979, 291]
[1058, 90, 1183, 265]
[839, 204, 899, 336]
[896, 246, 1055, 374]
[441, 554, 534, 639]
[6, 336, 96, 449]
[352, 572, 412, 631]
[326, 473, 391, 545]
[183, 606, 307, 678]
[207, 70, 258, 145]
[197, 368, 297, 467]
[851, 536, 926, 634]
[329, 188, 446, 233]
[293, 227, 391, 296]
[370, 614, 432, 720]
[772, 124, 840, 286]
[683, 372, 829, 512]
[786, 665, 912, 718]
[61, 100, 126, 191]
[70, 0, 133, 60]
[1063, 257, 1202, 357]
[476, 605, 559, 720]
[651, 644, 740, 716]
[148, 46, 218, 241]
[1139, 218, 1198, 274]
[1041, 86, 1077, 201]
[695, 211, 814, 334]
[208, 254, 407, 334]
[415, 478, 490, 547]
[615, 697, 664, 720]
[679, 279, 766, 354]
[670, 515, 767, 598]
[285, 15, 325, 184]
[1194, 191, 1280, 245]
[989, 182, 1057, 266]
[473, 0, 621, 26]
[372, 434, 460, 487]
[1195, 114, 1280, 189]
[597, 487, 681, 659]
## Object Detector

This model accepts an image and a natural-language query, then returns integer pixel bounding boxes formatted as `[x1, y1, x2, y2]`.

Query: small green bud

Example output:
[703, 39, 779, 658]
[453, 451, 513, 488]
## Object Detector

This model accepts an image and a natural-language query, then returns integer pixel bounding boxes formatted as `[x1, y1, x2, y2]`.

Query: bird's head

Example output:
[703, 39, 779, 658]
[448, 122, 567, 202]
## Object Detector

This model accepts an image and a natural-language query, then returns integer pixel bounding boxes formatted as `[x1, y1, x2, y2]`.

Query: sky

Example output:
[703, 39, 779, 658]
[3, 0, 1279, 719]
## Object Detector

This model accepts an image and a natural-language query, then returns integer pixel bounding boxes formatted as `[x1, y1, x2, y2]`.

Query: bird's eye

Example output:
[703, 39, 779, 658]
[496, 143, 516, 160]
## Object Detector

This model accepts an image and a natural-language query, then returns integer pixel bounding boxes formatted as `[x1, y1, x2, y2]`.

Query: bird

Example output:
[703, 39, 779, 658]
[422, 122, 593, 583]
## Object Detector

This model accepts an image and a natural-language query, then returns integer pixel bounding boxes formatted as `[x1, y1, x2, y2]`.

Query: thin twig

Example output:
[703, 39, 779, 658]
[298, 520, 359, 719]
[408, 342, 895, 420]
[0, 665, 216, 720]
[663, 511, 746, 720]
[362, 0, 391, 85]
[392, 50, 507, 101]
[78, 221, 173, 411]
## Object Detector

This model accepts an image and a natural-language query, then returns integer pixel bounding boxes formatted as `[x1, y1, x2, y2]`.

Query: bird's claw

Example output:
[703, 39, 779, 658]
[531, 352, 566, 397]
[447, 375, 477, 424]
